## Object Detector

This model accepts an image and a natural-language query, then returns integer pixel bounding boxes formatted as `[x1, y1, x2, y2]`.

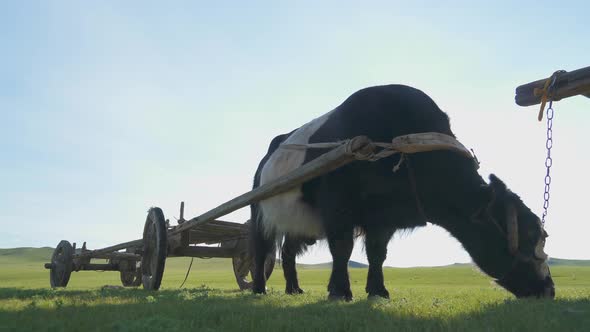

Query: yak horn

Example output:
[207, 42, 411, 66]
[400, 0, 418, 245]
[534, 226, 548, 260]
[533, 221, 549, 260]
[534, 240, 548, 261]
[506, 206, 519, 254]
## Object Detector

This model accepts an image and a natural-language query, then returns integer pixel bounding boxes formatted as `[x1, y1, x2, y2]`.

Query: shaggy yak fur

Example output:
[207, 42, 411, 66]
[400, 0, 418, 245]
[250, 85, 554, 300]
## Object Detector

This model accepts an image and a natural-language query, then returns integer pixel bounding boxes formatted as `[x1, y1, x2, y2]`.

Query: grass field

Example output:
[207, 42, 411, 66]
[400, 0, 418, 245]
[1, 248, 589, 331]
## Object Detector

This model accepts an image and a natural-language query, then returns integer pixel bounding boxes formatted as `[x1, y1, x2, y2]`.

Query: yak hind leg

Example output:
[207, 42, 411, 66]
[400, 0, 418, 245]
[282, 235, 314, 294]
[250, 212, 275, 294]
[364, 227, 395, 299]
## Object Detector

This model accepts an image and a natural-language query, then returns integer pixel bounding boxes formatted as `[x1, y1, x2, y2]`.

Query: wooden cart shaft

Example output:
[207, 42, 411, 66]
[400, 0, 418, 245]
[170, 136, 373, 236]
[77, 136, 374, 258]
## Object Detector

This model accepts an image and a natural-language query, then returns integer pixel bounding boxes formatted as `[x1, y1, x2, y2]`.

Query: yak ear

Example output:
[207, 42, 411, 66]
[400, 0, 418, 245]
[489, 174, 507, 194]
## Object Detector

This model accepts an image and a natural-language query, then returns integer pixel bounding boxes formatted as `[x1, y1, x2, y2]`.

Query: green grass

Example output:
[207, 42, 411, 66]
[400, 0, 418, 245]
[1, 249, 589, 331]
[548, 258, 590, 266]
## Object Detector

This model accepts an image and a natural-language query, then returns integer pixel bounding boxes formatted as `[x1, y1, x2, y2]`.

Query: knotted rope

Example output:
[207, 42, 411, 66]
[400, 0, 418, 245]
[534, 70, 566, 121]
[280, 132, 477, 172]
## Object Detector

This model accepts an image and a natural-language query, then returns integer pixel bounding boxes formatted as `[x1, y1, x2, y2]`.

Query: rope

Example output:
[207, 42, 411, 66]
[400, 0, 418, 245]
[534, 70, 566, 121]
[179, 257, 194, 288]
[280, 133, 475, 171]
[281, 139, 401, 162]
[280, 142, 344, 150]
[404, 155, 428, 224]
[279, 139, 388, 161]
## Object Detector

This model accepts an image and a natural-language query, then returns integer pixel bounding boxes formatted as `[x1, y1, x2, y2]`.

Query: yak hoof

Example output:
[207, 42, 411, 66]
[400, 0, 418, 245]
[286, 287, 305, 295]
[368, 295, 390, 306]
[368, 294, 390, 302]
[367, 289, 390, 299]
[252, 286, 267, 295]
[328, 291, 353, 302]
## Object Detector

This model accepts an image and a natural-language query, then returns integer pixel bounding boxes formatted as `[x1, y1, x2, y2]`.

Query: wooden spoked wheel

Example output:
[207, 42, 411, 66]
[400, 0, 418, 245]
[49, 240, 74, 288]
[232, 250, 275, 291]
[141, 207, 168, 290]
[120, 248, 142, 287]
[119, 260, 142, 287]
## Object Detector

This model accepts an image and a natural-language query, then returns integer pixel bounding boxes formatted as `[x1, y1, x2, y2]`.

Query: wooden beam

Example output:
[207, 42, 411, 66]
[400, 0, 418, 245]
[515, 66, 590, 106]
[78, 252, 141, 260]
[171, 246, 237, 258]
[44, 263, 119, 271]
[390, 132, 473, 158]
[79, 220, 247, 258]
[206, 219, 248, 228]
[193, 224, 245, 234]
[189, 233, 247, 246]
[189, 230, 245, 240]
[77, 239, 143, 258]
[75, 263, 120, 271]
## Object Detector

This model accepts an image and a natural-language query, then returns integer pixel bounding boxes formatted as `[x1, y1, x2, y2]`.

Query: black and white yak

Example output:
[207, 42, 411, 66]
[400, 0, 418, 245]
[250, 84, 554, 300]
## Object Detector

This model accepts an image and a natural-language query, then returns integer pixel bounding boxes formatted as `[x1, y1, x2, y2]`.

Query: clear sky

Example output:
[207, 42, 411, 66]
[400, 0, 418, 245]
[1, 1, 589, 267]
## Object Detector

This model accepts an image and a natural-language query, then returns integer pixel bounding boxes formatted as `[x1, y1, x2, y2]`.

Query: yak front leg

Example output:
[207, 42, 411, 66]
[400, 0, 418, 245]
[326, 227, 354, 301]
[364, 227, 394, 298]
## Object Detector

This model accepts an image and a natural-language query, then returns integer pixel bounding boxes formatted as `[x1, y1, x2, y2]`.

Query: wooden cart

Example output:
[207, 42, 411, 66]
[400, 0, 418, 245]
[45, 207, 275, 290]
[45, 134, 473, 290]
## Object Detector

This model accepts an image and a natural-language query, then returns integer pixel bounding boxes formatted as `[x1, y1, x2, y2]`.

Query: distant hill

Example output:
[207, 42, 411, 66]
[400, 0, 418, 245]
[0, 247, 236, 272]
[548, 258, 590, 266]
[3, 247, 370, 269]
[296, 260, 369, 269]
[1, 248, 589, 268]
[298, 258, 590, 269]
[276, 259, 368, 269]
[441, 258, 590, 268]
[0, 247, 54, 263]
[447, 262, 473, 267]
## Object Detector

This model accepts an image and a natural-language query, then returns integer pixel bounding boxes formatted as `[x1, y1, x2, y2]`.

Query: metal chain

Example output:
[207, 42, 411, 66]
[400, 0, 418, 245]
[541, 102, 554, 227]
[540, 71, 563, 227]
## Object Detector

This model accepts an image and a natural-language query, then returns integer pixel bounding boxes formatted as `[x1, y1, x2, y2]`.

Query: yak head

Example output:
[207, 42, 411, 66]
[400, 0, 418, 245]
[469, 174, 554, 299]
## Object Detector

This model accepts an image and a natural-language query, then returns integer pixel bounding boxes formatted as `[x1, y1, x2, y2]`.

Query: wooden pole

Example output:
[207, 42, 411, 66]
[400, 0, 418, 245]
[76, 263, 120, 271]
[515, 66, 590, 106]
[76, 136, 374, 257]
[77, 239, 143, 258]
[171, 246, 237, 258]
[76, 220, 248, 257]
[82, 252, 141, 260]
[179, 201, 185, 223]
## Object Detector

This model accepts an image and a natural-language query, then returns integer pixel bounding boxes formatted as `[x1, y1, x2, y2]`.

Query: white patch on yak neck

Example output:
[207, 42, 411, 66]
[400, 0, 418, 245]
[259, 110, 335, 238]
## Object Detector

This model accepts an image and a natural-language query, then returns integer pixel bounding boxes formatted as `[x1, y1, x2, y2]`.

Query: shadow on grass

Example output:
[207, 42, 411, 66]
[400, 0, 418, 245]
[0, 287, 588, 332]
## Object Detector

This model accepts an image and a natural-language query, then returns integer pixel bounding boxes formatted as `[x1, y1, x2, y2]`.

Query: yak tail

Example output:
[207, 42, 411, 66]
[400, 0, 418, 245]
[249, 201, 277, 270]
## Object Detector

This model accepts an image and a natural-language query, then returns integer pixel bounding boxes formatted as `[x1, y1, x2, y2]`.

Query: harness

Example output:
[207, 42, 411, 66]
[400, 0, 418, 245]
[404, 155, 429, 225]
[281, 132, 476, 225]
[486, 215, 544, 282]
